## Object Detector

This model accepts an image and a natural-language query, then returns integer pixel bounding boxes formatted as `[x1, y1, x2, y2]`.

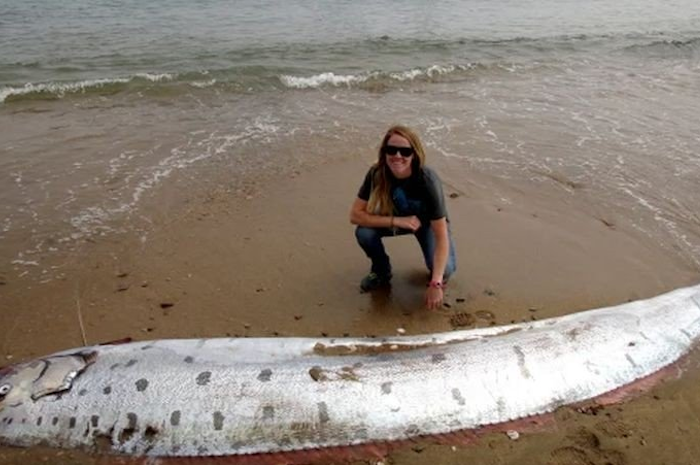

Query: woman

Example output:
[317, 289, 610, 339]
[350, 125, 457, 310]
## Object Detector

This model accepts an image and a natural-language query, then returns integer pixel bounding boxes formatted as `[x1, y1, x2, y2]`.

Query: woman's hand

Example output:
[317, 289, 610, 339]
[394, 215, 421, 232]
[425, 286, 444, 310]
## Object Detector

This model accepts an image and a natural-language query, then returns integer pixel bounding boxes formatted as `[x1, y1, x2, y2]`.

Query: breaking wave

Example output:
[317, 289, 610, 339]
[0, 73, 176, 103]
[280, 64, 477, 89]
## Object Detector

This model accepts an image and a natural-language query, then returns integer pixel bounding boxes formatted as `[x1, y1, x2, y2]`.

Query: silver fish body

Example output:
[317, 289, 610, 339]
[1, 284, 700, 457]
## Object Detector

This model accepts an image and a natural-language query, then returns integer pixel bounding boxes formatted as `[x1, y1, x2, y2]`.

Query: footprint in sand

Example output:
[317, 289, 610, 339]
[449, 312, 475, 328]
[548, 426, 627, 465]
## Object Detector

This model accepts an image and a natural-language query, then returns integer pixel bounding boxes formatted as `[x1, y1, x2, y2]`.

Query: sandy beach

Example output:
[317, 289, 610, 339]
[1, 153, 699, 465]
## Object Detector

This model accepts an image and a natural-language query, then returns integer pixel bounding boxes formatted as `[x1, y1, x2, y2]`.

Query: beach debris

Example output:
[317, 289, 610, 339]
[597, 217, 616, 229]
[529, 307, 538, 312]
[449, 193, 459, 199]
[160, 302, 174, 309]
[396, 328, 406, 335]
[475, 310, 495, 322]
[141, 281, 149, 288]
[293, 315, 303, 321]
[116, 283, 129, 292]
[576, 404, 604, 416]
[116, 272, 129, 278]
[506, 430, 520, 440]
[484, 288, 496, 297]
[456, 298, 466, 303]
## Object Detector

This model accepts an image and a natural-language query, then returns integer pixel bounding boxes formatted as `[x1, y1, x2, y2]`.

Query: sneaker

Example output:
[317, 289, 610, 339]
[360, 272, 392, 292]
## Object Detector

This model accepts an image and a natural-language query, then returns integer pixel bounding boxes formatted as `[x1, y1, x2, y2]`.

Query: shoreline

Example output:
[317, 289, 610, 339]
[1, 155, 699, 464]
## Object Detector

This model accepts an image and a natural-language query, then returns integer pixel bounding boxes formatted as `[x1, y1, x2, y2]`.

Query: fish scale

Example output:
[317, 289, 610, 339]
[1, 284, 700, 457]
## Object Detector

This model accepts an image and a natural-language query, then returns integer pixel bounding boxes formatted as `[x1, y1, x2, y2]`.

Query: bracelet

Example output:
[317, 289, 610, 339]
[427, 280, 444, 289]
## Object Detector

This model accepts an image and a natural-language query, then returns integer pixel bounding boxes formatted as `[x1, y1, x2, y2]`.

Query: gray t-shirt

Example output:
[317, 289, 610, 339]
[357, 165, 448, 222]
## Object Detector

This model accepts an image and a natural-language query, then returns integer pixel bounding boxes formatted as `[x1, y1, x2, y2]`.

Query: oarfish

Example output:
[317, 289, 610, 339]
[1, 284, 700, 459]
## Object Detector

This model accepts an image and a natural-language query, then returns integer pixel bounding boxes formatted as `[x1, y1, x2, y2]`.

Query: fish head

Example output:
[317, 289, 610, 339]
[0, 351, 96, 411]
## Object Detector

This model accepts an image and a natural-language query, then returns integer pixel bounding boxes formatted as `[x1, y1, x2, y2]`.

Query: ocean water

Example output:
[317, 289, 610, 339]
[1, 0, 700, 279]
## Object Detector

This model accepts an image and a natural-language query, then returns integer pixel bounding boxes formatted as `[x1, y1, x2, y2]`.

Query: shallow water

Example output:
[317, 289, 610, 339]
[1, 0, 700, 279]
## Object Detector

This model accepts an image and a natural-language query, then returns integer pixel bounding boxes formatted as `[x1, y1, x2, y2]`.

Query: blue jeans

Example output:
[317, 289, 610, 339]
[355, 225, 457, 278]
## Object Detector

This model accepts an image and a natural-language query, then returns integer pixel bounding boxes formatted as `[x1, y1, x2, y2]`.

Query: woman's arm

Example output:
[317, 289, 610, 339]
[350, 198, 420, 231]
[426, 217, 450, 310]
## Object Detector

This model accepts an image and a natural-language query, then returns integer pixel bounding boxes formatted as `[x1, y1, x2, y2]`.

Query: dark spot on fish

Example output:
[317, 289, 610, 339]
[628, 341, 636, 347]
[118, 414, 138, 444]
[381, 382, 393, 394]
[197, 445, 208, 454]
[496, 397, 507, 417]
[513, 345, 531, 379]
[141, 345, 153, 351]
[125, 359, 138, 367]
[69, 417, 76, 429]
[6, 417, 13, 425]
[110, 363, 121, 371]
[339, 366, 360, 381]
[213, 411, 224, 431]
[91, 415, 99, 428]
[144, 426, 159, 442]
[52, 417, 59, 426]
[196, 371, 212, 386]
[231, 441, 245, 450]
[103, 386, 112, 395]
[405, 424, 420, 436]
[626, 354, 638, 367]
[127, 413, 138, 430]
[171, 445, 181, 453]
[79, 389, 88, 396]
[184, 356, 194, 363]
[135, 378, 149, 392]
[309, 366, 327, 382]
[452, 388, 466, 406]
[257, 369, 273, 382]
[170, 411, 181, 426]
[263, 406, 275, 420]
[317, 402, 330, 424]
[94, 432, 113, 453]
[432, 353, 446, 364]
[37, 417, 43, 426]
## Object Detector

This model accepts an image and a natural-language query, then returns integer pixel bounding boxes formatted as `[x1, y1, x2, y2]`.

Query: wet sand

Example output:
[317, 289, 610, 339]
[1, 155, 699, 465]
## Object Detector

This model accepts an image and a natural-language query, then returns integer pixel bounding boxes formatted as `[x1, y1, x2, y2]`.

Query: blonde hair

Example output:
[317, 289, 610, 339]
[367, 125, 426, 216]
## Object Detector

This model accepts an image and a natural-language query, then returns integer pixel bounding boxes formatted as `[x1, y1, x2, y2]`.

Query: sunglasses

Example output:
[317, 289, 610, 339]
[383, 145, 414, 158]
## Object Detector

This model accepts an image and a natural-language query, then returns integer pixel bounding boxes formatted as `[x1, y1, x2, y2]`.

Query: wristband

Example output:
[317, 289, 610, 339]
[428, 280, 444, 289]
